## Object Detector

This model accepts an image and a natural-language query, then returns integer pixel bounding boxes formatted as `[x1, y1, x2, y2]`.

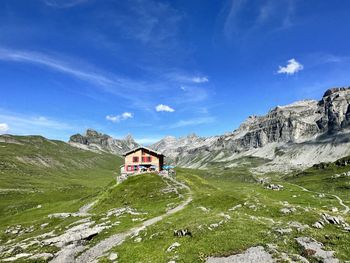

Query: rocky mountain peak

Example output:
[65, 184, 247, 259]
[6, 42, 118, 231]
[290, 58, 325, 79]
[69, 129, 139, 155]
[124, 134, 134, 142]
[186, 133, 199, 139]
[323, 87, 350, 97]
[85, 129, 104, 138]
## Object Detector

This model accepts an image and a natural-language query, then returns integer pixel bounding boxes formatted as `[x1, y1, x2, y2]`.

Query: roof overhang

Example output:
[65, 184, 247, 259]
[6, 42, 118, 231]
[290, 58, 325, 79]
[122, 146, 165, 157]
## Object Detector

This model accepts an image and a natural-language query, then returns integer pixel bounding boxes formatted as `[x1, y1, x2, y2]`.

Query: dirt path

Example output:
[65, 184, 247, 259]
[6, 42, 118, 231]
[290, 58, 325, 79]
[73, 176, 192, 263]
[288, 183, 349, 214]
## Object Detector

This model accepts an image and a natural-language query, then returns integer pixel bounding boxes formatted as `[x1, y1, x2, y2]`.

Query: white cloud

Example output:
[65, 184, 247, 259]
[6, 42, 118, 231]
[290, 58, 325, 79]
[0, 123, 9, 134]
[170, 117, 214, 128]
[106, 112, 133, 123]
[192, 76, 209, 83]
[277, 58, 303, 75]
[44, 0, 88, 8]
[155, 104, 175, 112]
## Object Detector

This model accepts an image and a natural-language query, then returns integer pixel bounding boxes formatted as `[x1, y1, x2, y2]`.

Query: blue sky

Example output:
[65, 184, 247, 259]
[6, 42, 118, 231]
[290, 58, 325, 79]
[0, 0, 350, 143]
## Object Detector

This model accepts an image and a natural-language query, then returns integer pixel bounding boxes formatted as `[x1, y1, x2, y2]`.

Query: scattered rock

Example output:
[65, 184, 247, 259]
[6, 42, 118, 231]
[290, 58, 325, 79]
[106, 207, 147, 217]
[134, 237, 142, 243]
[228, 204, 242, 211]
[275, 228, 293, 235]
[312, 221, 325, 229]
[280, 207, 296, 215]
[109, 252, 118, 261]
[29, 253, 54, 260]
[48, 213, 74, 219]
[219, 213, 231, 220]
[206, 246, 274, 263]
[296, 237, 339, 263]
[166, 242, 180, 252]
[288, 221, 309, 232]
[198, 206, 209, 212]
[42, 221, 106, 248]
[330, 207, 338, 212]
[40, 223, 49, 229]
[248, 205, 257, 210]
[321, 213, 345, 225]
[2, 253, 32, 262]
[37, 204, 42, 209]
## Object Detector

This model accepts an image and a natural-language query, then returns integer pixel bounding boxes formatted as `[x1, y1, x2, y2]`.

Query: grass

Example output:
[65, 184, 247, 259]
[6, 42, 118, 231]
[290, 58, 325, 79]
[108, 164, 350, 262]
[0, 135, 121, 243]
[1, 135, 350, 262]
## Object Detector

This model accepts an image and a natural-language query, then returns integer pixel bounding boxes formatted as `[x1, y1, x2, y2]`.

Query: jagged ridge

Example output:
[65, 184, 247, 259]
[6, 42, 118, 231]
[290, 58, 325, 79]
[69, 129, 139, 155]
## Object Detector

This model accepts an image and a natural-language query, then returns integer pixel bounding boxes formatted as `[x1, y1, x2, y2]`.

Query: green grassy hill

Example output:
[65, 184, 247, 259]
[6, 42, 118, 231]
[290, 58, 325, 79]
[0, 134, 121, 228]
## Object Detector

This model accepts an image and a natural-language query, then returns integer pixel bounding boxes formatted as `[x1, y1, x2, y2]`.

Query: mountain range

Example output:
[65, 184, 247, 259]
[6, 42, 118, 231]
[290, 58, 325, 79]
[69, 87, 350, 172]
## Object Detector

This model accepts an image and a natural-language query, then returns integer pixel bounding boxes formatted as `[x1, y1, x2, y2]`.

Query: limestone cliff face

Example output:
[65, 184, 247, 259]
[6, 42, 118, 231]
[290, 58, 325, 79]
[151, 87, 350, 170]
[69, 129, 139, 155]
[316, 87, 350, 133]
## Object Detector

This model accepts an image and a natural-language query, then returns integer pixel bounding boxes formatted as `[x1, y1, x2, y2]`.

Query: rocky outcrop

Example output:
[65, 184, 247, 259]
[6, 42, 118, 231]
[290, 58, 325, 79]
[69, 129, 139, 155]
[316, 87, 350, 133]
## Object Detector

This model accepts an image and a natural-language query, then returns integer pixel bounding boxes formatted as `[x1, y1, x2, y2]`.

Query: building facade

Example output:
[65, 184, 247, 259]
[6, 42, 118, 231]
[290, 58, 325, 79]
[121, 146, 164, 174]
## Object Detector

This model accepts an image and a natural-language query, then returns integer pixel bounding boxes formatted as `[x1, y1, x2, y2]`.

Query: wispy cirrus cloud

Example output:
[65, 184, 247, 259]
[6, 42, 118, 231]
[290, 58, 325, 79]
[277, 58, 303, 75]
[0, 48, 116, 87]
[223, 0, 296, 40]
[169, 117, 215, 128]
[106, 112, 133, 123]
[0, 109, 79, 139]
[166, 72, 209, 84]
[43, 0, 89, 8]
[192, 76, 209, 83]
[0, 47, 209, 112]
[0, 47, 162, 108]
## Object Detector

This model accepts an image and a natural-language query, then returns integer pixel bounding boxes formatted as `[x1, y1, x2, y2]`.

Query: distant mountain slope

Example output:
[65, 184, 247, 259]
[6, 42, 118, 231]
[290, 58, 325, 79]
[150, 87, 350, 172]
[69, 129, 139, 155]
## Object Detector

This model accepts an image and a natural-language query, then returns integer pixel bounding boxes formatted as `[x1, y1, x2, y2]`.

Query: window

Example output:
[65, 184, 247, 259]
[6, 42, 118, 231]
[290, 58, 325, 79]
[133, 156, 139, 162]
[134, 165, 138, 171]
[127, 165, 133, 171]
[142, 156, 152, 162]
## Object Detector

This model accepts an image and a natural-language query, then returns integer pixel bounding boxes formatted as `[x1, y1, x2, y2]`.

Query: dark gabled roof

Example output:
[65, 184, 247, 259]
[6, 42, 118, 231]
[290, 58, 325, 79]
[122, 146, 165, 157]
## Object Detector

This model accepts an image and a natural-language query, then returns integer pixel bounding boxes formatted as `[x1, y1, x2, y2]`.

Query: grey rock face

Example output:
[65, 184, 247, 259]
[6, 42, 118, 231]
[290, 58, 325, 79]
[69, 129, 139, 155]
[295, 237, 339, 263]
[151, 87, 350, 170]
[316, 87, 350, 133]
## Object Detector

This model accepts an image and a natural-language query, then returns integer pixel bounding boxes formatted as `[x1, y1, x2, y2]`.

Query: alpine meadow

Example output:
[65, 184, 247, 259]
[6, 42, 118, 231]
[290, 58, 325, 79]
[1, 1, 350, 262]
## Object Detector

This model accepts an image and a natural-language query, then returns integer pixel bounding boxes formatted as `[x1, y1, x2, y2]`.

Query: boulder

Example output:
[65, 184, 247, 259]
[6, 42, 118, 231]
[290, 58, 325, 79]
[296, 237, 339, 263]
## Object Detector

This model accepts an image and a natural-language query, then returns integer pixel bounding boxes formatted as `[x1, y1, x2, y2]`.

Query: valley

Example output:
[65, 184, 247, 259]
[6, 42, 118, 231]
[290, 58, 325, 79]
[0, 135, 349, 262]
[1, 88, 350, 262]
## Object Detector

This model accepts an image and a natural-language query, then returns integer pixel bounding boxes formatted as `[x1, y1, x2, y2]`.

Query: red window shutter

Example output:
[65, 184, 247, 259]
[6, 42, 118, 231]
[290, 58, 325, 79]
[133, 157, 139, 162]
